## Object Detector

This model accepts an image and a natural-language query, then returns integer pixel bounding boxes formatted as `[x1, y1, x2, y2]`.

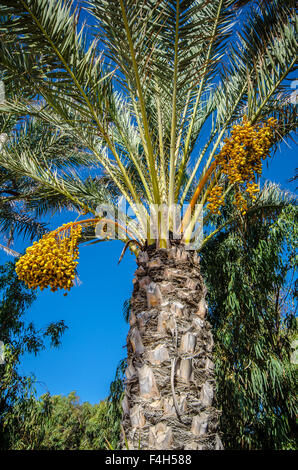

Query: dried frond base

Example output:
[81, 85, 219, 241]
[122, 242, 223, 450]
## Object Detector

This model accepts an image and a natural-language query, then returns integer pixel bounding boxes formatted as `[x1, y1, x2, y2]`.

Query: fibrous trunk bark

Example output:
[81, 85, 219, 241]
[121, 242, 223, 450]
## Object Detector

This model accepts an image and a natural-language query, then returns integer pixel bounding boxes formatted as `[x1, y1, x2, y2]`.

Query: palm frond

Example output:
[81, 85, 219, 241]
[0, 0, 296, 248]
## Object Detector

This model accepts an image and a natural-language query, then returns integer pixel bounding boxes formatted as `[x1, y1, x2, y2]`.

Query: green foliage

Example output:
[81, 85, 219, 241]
[3, 392, 120, 450]
[2, 343, 125, 450]
[107, 358, 127, 446]
[201, 193, 297, 449]
[3, 366, 125, 451]
[0, 261, 67, 449]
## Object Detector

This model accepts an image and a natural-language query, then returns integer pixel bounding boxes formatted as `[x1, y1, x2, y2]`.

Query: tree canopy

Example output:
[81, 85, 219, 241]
[0, 260, 67, 449]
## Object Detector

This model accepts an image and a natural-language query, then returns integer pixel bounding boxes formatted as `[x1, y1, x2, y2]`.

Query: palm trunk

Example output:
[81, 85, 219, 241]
[121, 242, 223, 450]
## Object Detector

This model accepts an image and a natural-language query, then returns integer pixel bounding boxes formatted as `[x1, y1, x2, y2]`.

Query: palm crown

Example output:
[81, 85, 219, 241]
[0, 0, 296, 271]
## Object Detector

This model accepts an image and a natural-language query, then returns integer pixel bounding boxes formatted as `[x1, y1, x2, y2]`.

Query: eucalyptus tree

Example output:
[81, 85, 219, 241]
[0, 0, 296, 450]
[200, 183, 298, 449]
[0, 260, 67, 450]
[4, 391, 120, 450]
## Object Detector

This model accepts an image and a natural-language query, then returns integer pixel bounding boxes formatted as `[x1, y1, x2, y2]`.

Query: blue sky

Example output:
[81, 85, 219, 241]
[1, 2, 297, 405]
[19, 240, 135, 404]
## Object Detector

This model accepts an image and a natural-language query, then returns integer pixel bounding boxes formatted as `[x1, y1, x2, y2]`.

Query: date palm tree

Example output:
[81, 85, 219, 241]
[0, 0, 296, 450]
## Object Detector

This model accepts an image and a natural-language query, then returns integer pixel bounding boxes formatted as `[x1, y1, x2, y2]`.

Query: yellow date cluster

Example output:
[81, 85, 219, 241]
[205, 184, 224, 216]
[207, 116, 277, 215]
[15, 223, 82, 292]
